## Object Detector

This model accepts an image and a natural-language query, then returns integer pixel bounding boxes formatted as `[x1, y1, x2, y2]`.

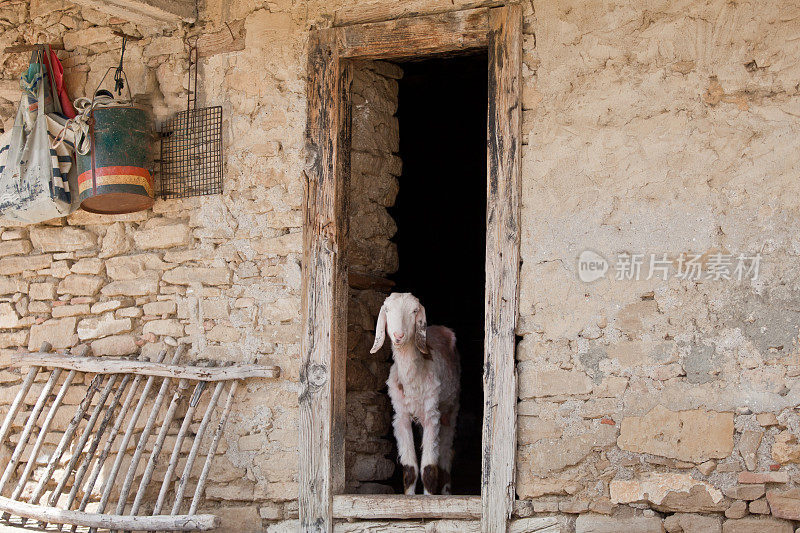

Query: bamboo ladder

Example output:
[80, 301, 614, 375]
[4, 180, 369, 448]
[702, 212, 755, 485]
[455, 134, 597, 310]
[0, 342, 280, 531]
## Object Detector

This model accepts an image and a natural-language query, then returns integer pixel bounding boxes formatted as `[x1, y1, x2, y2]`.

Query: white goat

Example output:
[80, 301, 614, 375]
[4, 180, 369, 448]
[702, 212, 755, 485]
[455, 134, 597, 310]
[370, 292, 460, 495]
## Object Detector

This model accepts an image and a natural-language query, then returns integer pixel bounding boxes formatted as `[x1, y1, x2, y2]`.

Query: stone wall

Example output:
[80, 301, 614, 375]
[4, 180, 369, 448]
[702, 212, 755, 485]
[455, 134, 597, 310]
[0, 0, 799, 531]
[344, 60, 402, 494]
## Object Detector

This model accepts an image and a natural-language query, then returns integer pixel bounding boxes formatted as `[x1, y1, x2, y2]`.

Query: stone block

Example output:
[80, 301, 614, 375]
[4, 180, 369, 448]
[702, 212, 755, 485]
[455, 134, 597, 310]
[143, 301, 176, 315]
[722, 517, 793, 533]
[575, 514, 664, 533]
[57, 275, 103, 296]
[105, 254, 167, 280]
[0, 239, 31, 256]
[611, 473, 726, 512]
[99, 222, 131, 258]
[618, 405, 734, 462]
[664, 513, 722, 533]
[0, 302, 19, 329]
[77, 315, 132, 340]
[51, 304, 91, 318]
[91, 335, 137, 356]
[162, 266, 230, 286]
[133, 223, 191, 250]
[143, 319, 184, 337]
[0, 254, 51, 275]
[738, 472, 789, 484]
[28, 317, 77, 350]
[766, 488, 800, 520]
[91, 300, 122, 314]
[30, 227, 96, 252]
[771, 432, 800, 464]
[29, 282, 56, 301]
[63, 26, 117, 50]
[724, 484, 765, 501]
[738, 430, 763, 471]
[725, 500, 748, 519]
[71, 258, 104, 275]
[101, 278, 159, 297]
[749, 498, 769, 514]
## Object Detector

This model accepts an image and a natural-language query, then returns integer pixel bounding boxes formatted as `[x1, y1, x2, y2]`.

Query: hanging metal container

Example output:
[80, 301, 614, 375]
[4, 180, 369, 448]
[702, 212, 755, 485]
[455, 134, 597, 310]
[76, 42, 154, 215]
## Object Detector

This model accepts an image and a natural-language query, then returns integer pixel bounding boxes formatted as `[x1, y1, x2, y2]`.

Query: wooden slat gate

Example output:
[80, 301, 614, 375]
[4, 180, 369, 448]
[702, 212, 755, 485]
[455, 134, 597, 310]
[0, 343, 279, 532]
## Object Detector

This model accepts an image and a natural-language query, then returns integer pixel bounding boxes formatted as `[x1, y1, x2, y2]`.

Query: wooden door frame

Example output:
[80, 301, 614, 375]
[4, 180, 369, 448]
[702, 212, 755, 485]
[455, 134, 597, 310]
[300, 5, 522, 532]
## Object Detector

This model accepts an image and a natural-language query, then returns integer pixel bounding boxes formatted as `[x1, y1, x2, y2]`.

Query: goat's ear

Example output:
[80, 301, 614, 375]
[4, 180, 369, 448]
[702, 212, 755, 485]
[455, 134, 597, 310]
[370, 305, 387, 353]
[415, 304, 428, 354]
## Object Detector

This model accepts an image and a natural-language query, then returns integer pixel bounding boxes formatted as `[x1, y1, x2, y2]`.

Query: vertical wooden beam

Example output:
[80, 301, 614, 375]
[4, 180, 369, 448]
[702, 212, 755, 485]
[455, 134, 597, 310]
[300, 27, 351, 533]
[482, 5, 522, 533]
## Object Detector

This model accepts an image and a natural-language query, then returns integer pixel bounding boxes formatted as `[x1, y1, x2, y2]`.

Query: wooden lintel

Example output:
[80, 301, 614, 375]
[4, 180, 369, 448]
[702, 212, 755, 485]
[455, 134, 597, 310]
[334, 0, 510, 27]
[336, 8, 490, 60]
[69, 0, 195, 24]
[10, 353, 280, 380]
[0, 496, 218, 531]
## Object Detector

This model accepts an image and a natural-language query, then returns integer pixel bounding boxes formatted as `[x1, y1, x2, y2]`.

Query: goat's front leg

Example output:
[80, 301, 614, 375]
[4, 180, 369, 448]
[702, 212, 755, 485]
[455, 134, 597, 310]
[420, 411, 441, 495]
[388, 370, 418, 495]
[393, 410, 418, 495]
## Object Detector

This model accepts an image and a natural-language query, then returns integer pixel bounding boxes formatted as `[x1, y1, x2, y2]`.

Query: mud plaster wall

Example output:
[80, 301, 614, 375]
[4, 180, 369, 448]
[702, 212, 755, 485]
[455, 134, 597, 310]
[0, 0, 799, 532]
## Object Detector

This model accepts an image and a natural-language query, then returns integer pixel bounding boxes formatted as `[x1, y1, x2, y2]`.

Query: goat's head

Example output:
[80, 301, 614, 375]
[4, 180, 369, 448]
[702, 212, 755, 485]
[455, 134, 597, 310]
[370, 292, 428, 355]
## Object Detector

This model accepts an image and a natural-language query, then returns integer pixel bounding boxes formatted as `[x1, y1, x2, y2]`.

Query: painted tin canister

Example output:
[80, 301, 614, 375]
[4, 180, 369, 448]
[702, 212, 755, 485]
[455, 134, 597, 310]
[77, 106, 153, 214]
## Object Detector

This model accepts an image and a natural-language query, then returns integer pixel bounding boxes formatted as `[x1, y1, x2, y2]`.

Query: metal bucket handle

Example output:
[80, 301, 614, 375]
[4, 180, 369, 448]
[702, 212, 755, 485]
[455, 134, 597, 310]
[91, 66, 133, 108]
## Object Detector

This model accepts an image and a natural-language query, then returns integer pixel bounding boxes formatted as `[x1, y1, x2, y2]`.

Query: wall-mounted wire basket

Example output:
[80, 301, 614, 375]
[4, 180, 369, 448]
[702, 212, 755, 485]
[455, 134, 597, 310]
[158, 37, 223, 199]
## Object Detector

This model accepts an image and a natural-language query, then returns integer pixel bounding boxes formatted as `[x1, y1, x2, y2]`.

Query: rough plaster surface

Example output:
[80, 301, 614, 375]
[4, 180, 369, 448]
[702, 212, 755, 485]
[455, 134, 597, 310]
[0, 0, 799, 531]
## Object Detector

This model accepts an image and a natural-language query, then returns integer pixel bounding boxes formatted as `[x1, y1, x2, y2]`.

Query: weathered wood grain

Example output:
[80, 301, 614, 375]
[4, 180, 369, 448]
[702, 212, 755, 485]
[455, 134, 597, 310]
[0, 497, 219, 531]
[333, 495, 481, 519]
[482, 5, 523, 533]
[300, 27, 349, 533]
[336, 8, 490, 60]
[10, 352, 279, 380]
[333, 0, 507, 26]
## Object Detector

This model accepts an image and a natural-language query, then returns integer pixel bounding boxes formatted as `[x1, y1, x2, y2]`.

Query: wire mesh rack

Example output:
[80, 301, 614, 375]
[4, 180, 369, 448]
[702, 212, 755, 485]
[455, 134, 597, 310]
[159, 105, 223, 199]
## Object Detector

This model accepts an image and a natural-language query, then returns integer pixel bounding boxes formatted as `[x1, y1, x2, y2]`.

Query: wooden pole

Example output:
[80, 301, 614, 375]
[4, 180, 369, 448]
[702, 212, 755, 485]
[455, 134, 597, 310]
[61, 372, 133, 520]
[90, 350, 168, 533]
[0, 363, 61, 493]
[8, 369, 77, 502]
[48, 374, 119, 508]
[153, 380, 206, 515]
[75, 354, 152, 520]
[129, 376, 189, 516]
[188, 380, 238, 514]
[116, 347, 185, 516]
[11, 353, 279, 380]
[27, 372, 103, 510]
[0, 496, 219, 531]
[0, 342, 49, 453]
[170, 381, 224, 515]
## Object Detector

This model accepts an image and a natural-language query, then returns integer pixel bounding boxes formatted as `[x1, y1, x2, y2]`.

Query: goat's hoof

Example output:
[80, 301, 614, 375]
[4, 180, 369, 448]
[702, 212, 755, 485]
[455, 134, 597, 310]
[439, 470, 451, 495]
[403, 464, 417, 494]
[421, 464, 440, 495]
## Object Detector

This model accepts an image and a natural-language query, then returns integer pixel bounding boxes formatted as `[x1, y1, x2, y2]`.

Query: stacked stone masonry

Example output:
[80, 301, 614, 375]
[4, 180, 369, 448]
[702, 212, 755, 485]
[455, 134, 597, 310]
[0, 0, 798, 531]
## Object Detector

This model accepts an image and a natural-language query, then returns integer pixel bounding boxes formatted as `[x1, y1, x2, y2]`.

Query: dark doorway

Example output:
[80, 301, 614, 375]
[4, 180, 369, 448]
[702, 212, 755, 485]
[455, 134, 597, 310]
[388, 53, 488, 496]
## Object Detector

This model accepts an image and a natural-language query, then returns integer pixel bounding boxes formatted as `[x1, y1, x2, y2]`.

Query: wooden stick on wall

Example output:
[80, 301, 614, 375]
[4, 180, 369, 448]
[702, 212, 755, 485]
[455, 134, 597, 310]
[61, 372, 133, 520]
[153, 380, 207, 515]
[0, 342, 49, 454]
[128, 374, 190, 517]
[170, 380, 225, 515]
[48, 374, 119, 509]
[115, 347, 185, 516]
[0, 343, 62, 494]
[90, 350, 168, 533]
[75, 353, 153, 521]
[188, 380, 238, 514]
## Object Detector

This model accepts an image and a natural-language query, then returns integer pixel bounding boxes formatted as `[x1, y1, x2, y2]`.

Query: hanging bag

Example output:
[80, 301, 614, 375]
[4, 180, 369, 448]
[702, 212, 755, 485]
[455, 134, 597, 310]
[0, 47, 78, 224]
